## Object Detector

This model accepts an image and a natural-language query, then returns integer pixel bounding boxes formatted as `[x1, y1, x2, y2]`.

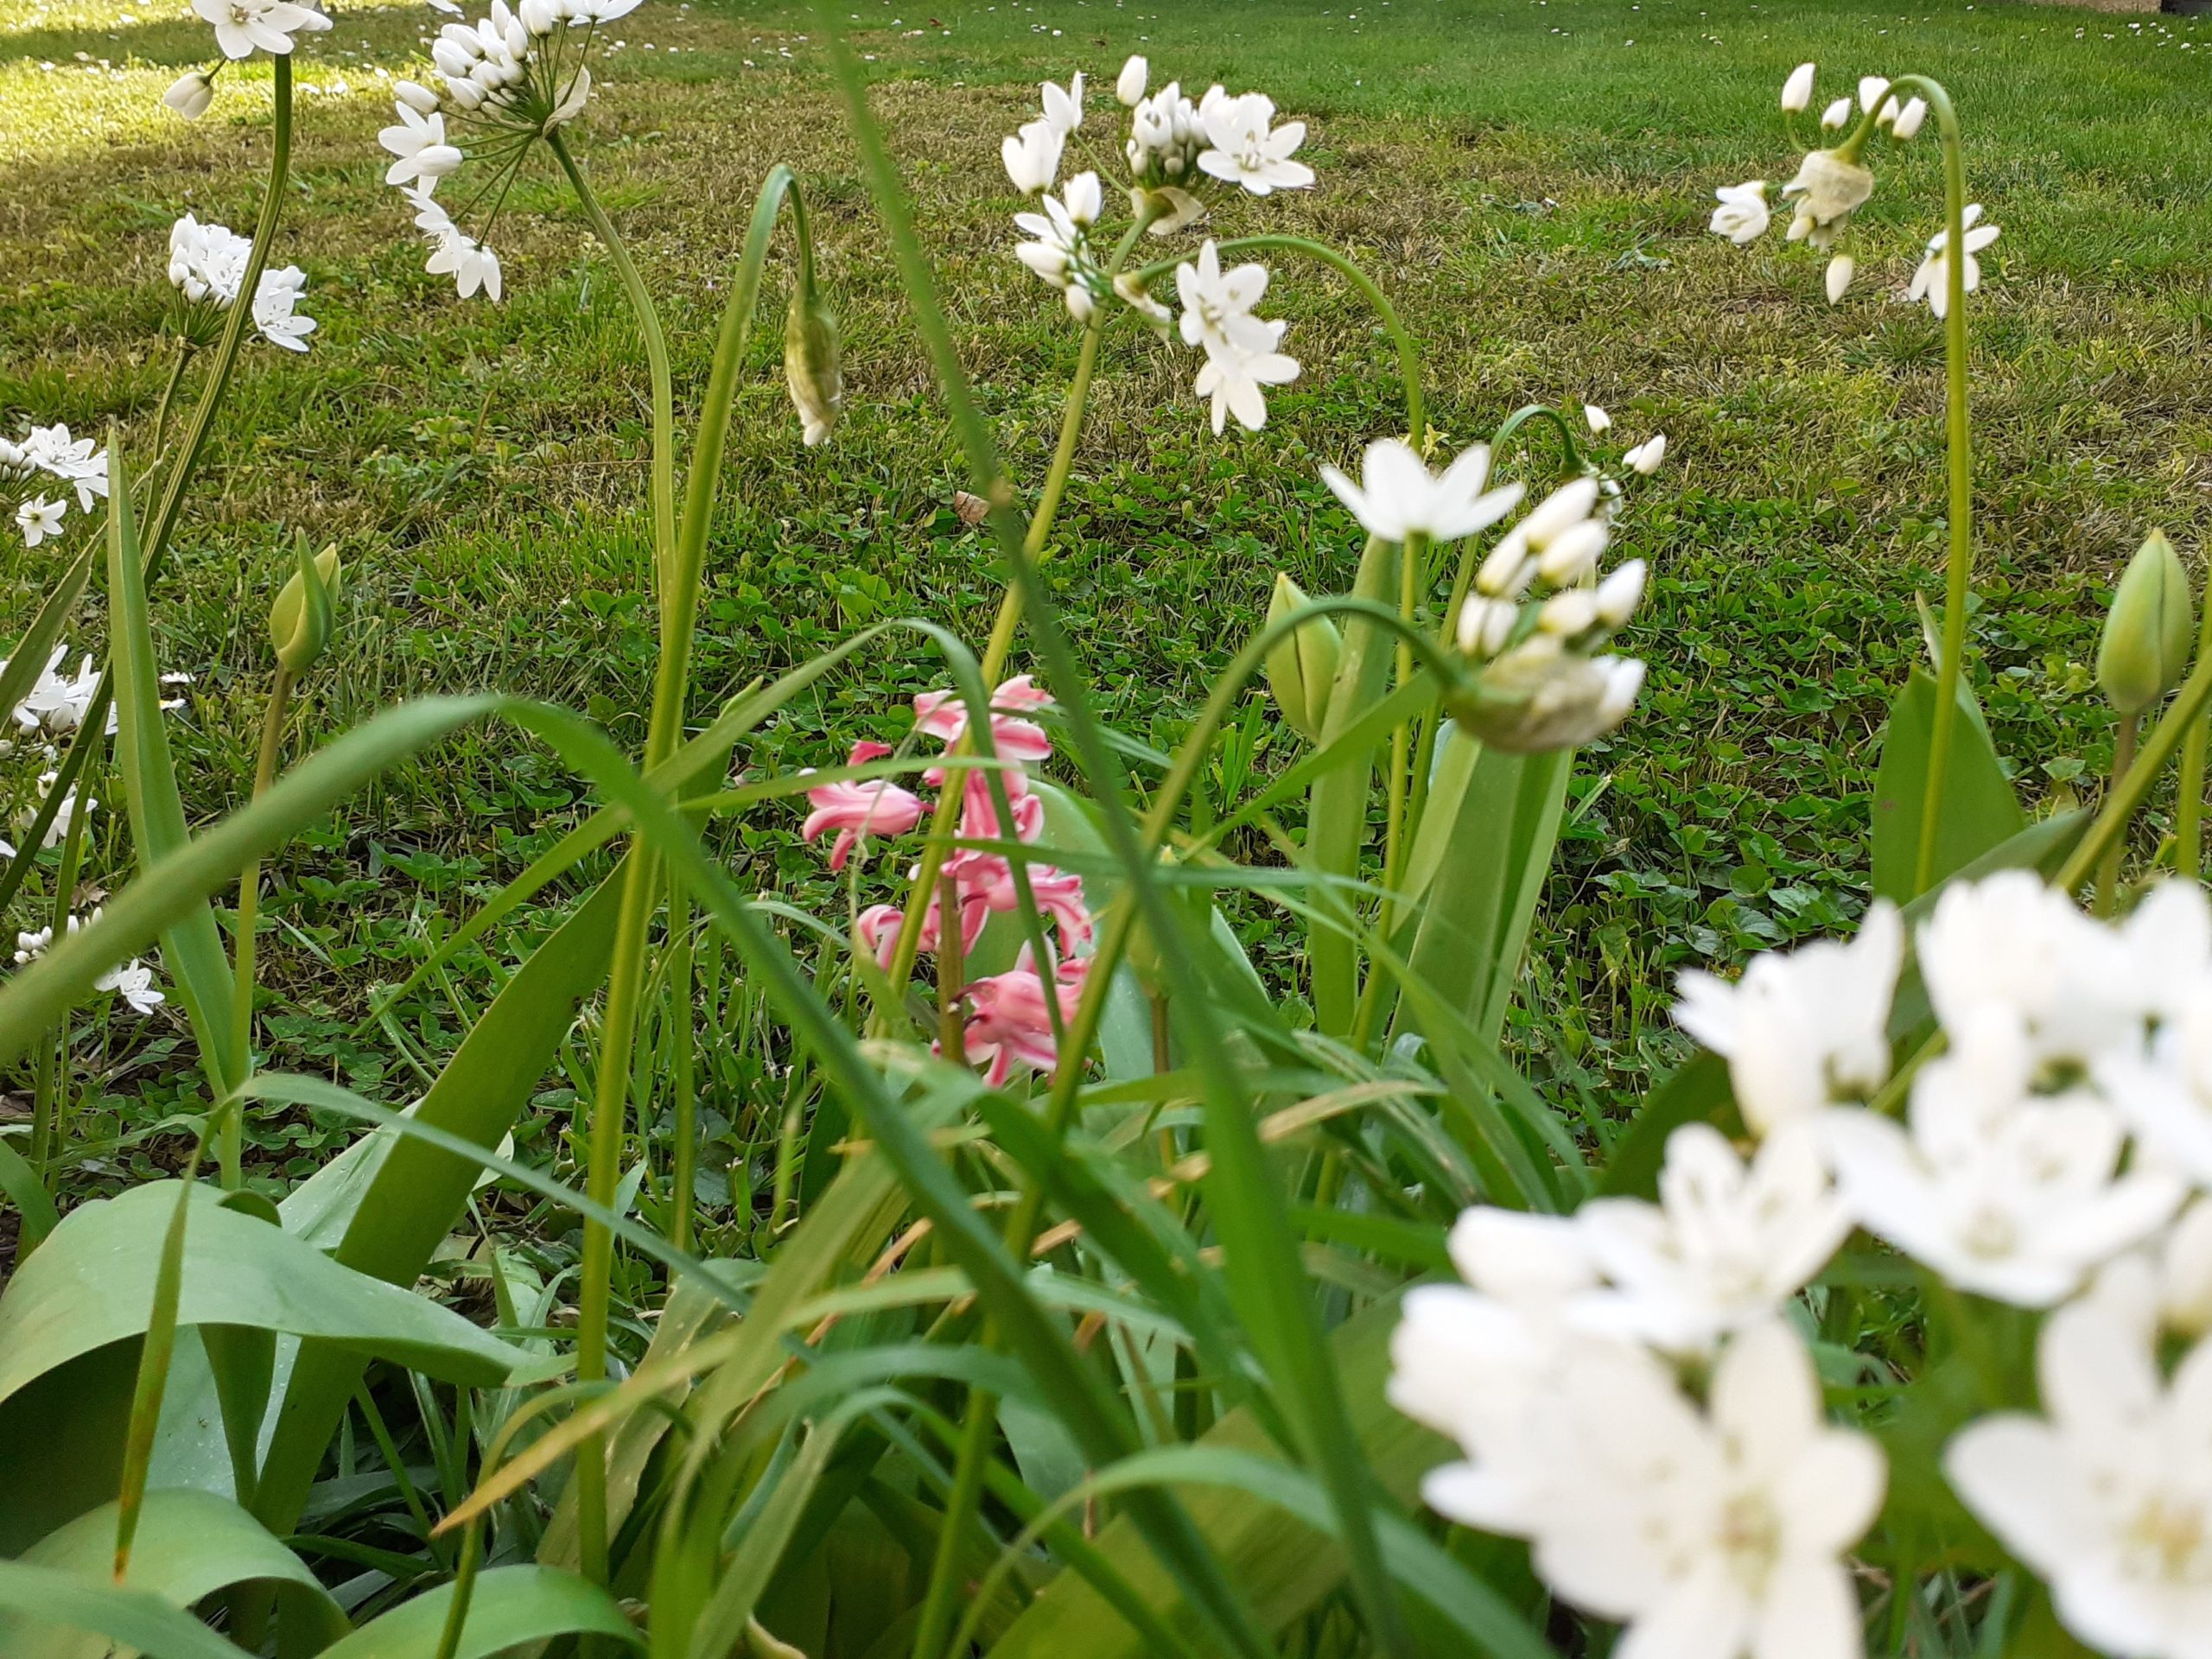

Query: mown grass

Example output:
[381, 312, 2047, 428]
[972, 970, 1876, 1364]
[2, 0, 2208, 1197]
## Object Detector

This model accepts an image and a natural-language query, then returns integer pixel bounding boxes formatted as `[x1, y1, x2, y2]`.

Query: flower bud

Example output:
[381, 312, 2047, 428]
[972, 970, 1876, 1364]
[1535, 518, 1609, 587]
[1780, 61, 1815, 114]
[1116, 54, 1147, 107]
[1891, 96, 1928, 141]
[1594, 559, 1647, 628]
[1264, 573, 1341, 741]
[1825, 253, 1855, 305]
[1449, 643, 1645, 754]
[784, 281, 843, 448]
[1456, 594, 1516, 659]
[163, 70, 215, 119]
[270, 543, 343, 674]
[395, 77, 441, 113]
[2096, 529, 2194, 715]
[1859, 75, 1892, 120]
[1820, 96, 1852, 130]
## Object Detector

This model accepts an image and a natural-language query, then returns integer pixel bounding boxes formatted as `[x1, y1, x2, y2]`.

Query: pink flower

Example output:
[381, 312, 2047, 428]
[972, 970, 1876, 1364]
[957, 766, 1045, 845]
[855, 903, 905, 969]
[802, 742, 925, 870]
[916, 674, 1056, 771]
[958, 946, 1090, 1084]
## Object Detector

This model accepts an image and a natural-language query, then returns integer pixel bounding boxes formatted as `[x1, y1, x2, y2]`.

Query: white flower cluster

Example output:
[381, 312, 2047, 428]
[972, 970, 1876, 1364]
[1395, 873, 2212, 1657]
[379, 0, 633, 301]
[12, 909, 164, 1015]
[998, 57, 1316, 435]
[1710, 61, 1986, 317]
[168, 214, 316, 353]
[1, 423, 108, 550]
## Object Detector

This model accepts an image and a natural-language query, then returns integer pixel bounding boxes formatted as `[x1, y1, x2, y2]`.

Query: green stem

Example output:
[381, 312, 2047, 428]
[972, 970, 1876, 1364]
[1896, 78, 1975, 897]
[668, 893, 697, 1255]
[2096, 715, 2139, 916]
[2056, 648, 2212, 894]
[226, 663, 295, 1188]
[148, 346, 193, 472]
[548, 131, 677, 591]
[2178, 588, 2212, 881]
[26, 791, 90, 1174]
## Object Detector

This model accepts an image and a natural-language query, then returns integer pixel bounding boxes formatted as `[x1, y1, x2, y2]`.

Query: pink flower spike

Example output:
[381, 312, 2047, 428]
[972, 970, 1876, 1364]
[960, 945, 1090, 1084]
[957, 767, 1045, 844]
[913, 677, 1057, 762]
[1027, 868, 1094, 953]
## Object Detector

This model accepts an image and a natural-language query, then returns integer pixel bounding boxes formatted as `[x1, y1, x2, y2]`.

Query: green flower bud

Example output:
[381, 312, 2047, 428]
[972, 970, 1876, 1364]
[1263, 573, 1341, 741]
[1446, 638, 1645, 754]
[784, 282, 843, 448]
[2096, 529, 2193, 715]
[269, 542, 342, 674]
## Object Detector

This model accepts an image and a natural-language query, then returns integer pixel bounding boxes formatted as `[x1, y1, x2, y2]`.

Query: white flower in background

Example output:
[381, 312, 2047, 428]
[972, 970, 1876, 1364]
[1947, 1278, 2212, 1659]
[1039, 71, 1083, 136]
[8, 423, 110, 513]
[1623, 432, 1667, 474]
[1709, 180, 1770, 245]
[1824, 1014, 2184, 1307]
[1907, 205, 2000, 321]
[425, 228, 502, 301]
[1825, 253, 1855, 304]
[13, 651, 129, 735]
[1819, 96, 1851, 130]
[25, 772, 94, 850]
[1857, 75, 1891, 118]
[1583, 404, 1611, 434]
[1002, 117, 1063, 194]
[1192, 321, 1300, 435]
[168, 215, 318, 350]
[14, 926, 52, 963]
[1014, 178, 1103, 321]
[1779, 60, 1815, 113]
[1891, 96, 1928, 140]
[16, 496, 64, 548]
[1783, 148, 1875, 246]
[1573, 1122, 1851, 1356]
[1319, 439, 1523, 546]
[251, 269, 317, 353]
[1196, 92, 1313, 195]
[1674, 900, 1901, 1137]
[1427, 1320, 1885, 1659]
[1115, 54, 1147, 107]
[96, 959, 165, 1015]
[163, 69, 216, 118]
[1917, 871, 2192, 1079]
[191, 0, 330, 60]
[378, 103, 463, 187]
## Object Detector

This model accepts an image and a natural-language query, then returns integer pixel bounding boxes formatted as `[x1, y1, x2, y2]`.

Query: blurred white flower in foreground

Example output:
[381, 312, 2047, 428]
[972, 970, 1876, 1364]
[1907, 204, 2000, 321]
[1673, 899, 1901, 1136]
[1319, 439, 1522, 546]
[1948, 1274, 2212, 1658]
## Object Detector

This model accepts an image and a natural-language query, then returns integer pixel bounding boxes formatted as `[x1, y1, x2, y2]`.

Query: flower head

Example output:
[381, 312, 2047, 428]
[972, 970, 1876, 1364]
[96, 959, 166, 1015]
[801, 743, 925, 871]
[1907, 204, 1999, 320]
[1001, 117, 1064, 194]
[1319, 439, 1523, 546]
[1195, 91, 1313, 196]
[1782, 148, 1874, 246]
[957, 945, 1088, 1085]
[1709, 180, 1770, 246]
[1115, 54, 1147, 107]
[16, 496, 64, 548]
[163, 69, 217, 118]
[191, 0, 329, 59]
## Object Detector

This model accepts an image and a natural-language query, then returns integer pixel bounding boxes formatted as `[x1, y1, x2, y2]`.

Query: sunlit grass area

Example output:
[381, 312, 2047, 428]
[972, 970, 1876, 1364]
[3, 0, 2208, 1173]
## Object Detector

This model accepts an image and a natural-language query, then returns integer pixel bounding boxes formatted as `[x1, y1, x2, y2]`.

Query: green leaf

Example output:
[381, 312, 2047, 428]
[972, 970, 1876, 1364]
[312, 1566, 644, 1657]
[105, 440, 240, 1090]
[0, 1560, 250, 1659]
[1871, 666, 2025, 904]
[1595, 1052, 1738, 1201]
[0, 1490, 347, 1659]
[0, 1132, 60, 1256]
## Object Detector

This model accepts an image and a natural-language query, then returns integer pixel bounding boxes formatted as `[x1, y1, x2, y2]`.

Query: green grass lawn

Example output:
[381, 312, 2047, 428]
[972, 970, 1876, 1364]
[3, 0, 2207, 1185]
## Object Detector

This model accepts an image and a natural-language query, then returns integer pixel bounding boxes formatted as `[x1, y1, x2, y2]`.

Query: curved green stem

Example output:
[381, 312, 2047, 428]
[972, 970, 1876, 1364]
[226, 663, 294, 1187]
[2057, 647, 2212, 895]
[1891, 77, 1975, 896]
[549, 130, 677, 590]
[2096, 715, 2139, 916]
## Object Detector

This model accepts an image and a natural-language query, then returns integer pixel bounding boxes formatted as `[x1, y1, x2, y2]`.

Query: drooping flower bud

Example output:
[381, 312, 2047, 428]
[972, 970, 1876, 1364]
[784, 278, 843, 448]
[1264, 573, 1342, 741]
[163, 70, 215, 119]
[1779, 61, 1815, 114]
[2096, 529, 2194, 715]
[270, 542, 343, 674]
[1449, 640, 1645, 754]
[1116, 54, 1147, 108]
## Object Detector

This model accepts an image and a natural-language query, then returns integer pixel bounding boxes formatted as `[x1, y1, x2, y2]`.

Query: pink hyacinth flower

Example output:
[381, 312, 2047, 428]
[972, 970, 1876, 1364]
[802, 741, 925, 870]
[915, 674, 1056, 773]
[957, 766, 1045, 845]
[941, 851, 1093, 957]
[854, 903, 905, 969]
[959, 945, 1090, 1084]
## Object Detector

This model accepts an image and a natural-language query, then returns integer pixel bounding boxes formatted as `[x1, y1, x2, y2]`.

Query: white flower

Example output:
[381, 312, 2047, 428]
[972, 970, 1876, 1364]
[1059, 168, 1102, 227]
[1623, 432, 1667, 474]
[163, 70, 216, 118]
[1783, 149, 1875, 245]
[379, 102, 464, 186]
[1192, 322, 1300, 435]
[1825, 253, 1855, 304]
[95, 959, 165, 1015]
[1780, 60, 1815, 113]
[14, 927, 52, 964]
[1174, 240, 1275, 358]
[1819, 96, 1852, 130]
[1673, 900, 1901, 1137]
[16, 496, 64, 548]
[1039, 71, 1083, 137]
[1427, 1319, 1885, 1659]
[2158, 1202, 2212, 1338]
[1908, 205, 1999, 321]
[1918, 870, 2189, 1079]
[1583, 404, 1611, 434]
[1709, 180, 1770, 246]
[1891, 96, 1928, 140]
[425, 229, 502, 301]
[251, 268, 317, 352]
[191, 0, 330, 60]
[1115, 54, 1147, 107]
[1013, 187, 1098, 318]
[1857, 75, 1891, 118]
[26, 773, 94, 850]
[1456, 595, 1516, 658]
[1593, 559, 1647, 628]
[14, 651, 111, 734]
[1572, 1123, 1851, 1356]
[1001, 117, 1063, 194]
[543, 66, 589, 129]
[1824, 1015, 2184, 1307]
[1319, 439, 1523, 546]
[1946, 1281, 2212, 1659]
[1196, 92, 1313, 195]
[2100, 976, 2212, 1188]
[1474, 475, 1601, 599]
